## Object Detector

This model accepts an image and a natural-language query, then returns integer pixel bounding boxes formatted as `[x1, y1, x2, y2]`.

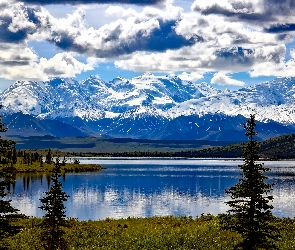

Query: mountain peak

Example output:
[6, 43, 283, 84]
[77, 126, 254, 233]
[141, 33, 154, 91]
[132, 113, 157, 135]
[1, 75, 295, 140]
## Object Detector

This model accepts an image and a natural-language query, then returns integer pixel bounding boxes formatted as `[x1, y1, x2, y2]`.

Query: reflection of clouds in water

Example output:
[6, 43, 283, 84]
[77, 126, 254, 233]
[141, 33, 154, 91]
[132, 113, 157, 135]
[68, 186, 229, 220]
[67, 182, 295, 220]
[10, 191, 45, 217]
[271, 185, 295, 218]
[12, 184, 295, 220]
[72, 187, 103, 204]
[78, 158, 245, 166]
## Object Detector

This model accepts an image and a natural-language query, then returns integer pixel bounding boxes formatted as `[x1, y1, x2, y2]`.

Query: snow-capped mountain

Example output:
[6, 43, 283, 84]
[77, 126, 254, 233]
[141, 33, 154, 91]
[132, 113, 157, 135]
[169, 77, 295, 125]
[1, 74, 295, 140]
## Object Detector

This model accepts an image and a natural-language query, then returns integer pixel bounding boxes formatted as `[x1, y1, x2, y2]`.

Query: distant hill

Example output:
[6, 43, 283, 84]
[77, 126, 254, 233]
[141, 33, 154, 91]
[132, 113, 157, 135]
[189, 134, 295, 159]
[9, 133, 295, 159]
[10, 135, 236, 153]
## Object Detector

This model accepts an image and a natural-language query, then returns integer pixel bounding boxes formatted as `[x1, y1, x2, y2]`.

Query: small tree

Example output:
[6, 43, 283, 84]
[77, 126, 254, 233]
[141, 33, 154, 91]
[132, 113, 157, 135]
[221, 114, 279, 249]
[61, 156, 67, 166]
[39, 159, 69, 250]
[11, 142, 17, 164]
[45, 148, 53, 164]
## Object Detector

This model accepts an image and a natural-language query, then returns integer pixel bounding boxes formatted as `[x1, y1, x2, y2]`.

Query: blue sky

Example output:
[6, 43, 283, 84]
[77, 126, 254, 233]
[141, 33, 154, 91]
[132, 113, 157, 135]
[0, 0, 295, 91]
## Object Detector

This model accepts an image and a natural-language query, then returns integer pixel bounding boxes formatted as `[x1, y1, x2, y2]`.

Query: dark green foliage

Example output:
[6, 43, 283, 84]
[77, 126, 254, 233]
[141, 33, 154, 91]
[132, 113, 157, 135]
[39, 159, 69, 250]
[259, 133, 295, 159]
[45, 148, 53, 164]
[0, 168, 22, 250]
[61, 156, 67, 166]
[73, 158, 80, 164]
[188, 133, 295, 159]
[0, 109, 22, 249]
[221, 114, 279, 249]
[11, 143, 17, 164]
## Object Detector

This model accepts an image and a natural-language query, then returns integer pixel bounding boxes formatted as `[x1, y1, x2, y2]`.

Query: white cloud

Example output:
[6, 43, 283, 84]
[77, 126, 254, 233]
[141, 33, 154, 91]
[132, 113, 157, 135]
[0, 42, 97, 81]
[250, 59, 295, 78]
[211, 72, 245, 86]
[0, 0, 295, 84]
[39, 52, 96, 78]
[192, 0, 295, 28]
[105, 6, 137, 18]
[192, 0, 262, 14]
[177, 72, 203, 81]
[290, 49, 295, 59]
[0, 43, 45, 81]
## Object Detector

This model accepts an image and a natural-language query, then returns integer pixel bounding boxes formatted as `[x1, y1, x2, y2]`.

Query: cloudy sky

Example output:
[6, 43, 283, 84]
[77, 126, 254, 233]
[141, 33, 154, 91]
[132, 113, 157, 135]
[0, 0, 295, 91]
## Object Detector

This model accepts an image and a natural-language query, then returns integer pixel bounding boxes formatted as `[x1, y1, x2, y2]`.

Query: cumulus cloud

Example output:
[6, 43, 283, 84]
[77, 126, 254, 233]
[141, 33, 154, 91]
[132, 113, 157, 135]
[249, 48, 295, 78]
[0, 3, 96, 80]
[15, 0, 166, 6]
[211, 72, 245, 86]
[192, 0, 295, 32]
[44, 5, 198, 58]
[39, 52, 97, 77]
[114, 43, 288, 76]
[105, 6, 137, 18]
[0, 0, 295, 84]
[0, 43, 38, 66]
[0, 2, 42, 43]
[0, 42, 96, 80]
[113, 3, 295, 79]
[48, 18, 198, 57]
[177, 72, 203, 82]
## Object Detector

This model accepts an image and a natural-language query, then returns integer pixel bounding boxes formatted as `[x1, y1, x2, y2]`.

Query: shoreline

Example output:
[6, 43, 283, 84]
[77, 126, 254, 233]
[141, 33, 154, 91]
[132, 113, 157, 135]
[10, 162, 105, 174]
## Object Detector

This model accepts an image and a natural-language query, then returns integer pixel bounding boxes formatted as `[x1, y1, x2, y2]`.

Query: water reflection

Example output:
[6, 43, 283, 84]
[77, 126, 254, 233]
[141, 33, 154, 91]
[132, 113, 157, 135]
[8, 159, 295, 220]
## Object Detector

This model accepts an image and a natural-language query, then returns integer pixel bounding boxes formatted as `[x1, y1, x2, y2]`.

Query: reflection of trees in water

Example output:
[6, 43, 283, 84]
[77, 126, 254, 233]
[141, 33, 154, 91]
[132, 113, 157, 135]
[15, 172, 67, 192]
[14, 173, 51, 191]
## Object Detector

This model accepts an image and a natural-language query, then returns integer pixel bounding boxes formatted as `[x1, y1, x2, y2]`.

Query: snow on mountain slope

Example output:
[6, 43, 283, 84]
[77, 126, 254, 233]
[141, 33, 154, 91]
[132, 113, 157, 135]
[1, 75, 295, 139]
[0, 73, 216, 120]
[1, 78, 106, 120]
[169, 77, 295, 125]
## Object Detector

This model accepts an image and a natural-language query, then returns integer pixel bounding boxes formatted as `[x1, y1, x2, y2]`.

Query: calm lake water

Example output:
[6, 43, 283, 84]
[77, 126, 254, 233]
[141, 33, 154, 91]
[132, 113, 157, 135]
[9, 158, 295, 220]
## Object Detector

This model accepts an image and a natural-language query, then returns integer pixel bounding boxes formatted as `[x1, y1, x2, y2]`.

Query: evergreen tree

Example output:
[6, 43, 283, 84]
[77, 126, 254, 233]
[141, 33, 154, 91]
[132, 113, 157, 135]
[40, 156, 43, 168]
[45, 148, 52, 164]
[39, 158, 69, 250]
[11, 142, 17, 164]
[221, 114, 279, 249]
[61, 156, 67, 166]
[0, 109, 21, 249]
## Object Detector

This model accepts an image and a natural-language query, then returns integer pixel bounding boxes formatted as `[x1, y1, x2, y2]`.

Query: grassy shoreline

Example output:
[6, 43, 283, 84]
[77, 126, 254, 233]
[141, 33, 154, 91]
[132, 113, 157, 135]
[10, 161, 104, 173]
[5, 215, 295, 249]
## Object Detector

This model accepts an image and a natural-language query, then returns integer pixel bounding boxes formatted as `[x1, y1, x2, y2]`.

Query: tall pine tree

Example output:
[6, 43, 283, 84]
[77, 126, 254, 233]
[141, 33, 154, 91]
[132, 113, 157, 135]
[0, 108, 21, 249]
[221, 114, 279, 249]
[39, 158, 69, 250]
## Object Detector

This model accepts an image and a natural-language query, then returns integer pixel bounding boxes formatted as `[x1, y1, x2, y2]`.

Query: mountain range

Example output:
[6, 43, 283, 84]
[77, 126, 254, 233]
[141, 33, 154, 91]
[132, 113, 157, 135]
[1, 73, 295, 141]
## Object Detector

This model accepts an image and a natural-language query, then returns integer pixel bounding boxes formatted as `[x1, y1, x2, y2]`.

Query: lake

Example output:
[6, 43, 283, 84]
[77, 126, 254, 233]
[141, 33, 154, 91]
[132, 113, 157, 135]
[9, 158, 295, 220]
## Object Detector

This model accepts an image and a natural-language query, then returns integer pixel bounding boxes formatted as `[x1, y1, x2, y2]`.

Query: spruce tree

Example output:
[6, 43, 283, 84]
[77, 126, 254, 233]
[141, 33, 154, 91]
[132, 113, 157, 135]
[0, 109, 21, 249]
[221, 114, 279, 249]
[39, 158, 69, 250]
[45, 148, 53, 164]
[11, 142, 17, 164]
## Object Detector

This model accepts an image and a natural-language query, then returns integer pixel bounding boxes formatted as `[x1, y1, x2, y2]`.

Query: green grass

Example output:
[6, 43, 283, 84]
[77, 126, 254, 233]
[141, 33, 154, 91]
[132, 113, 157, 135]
[5, 215, 295, 249]
[11, 160, 104, 173]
